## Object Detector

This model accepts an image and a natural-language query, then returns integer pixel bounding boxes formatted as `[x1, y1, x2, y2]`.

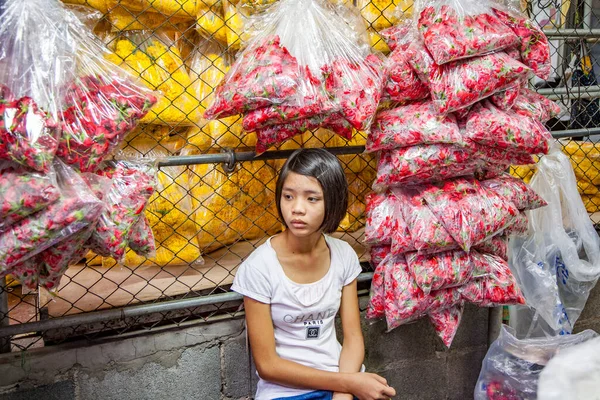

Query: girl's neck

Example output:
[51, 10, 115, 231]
[281, 229, 324, 255]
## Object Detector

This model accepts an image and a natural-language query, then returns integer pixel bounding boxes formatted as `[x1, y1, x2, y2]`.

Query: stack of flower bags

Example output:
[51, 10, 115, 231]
[0, 0, 159, 290]
[364, 0, 561, 348]
[203, 0, 385, 155]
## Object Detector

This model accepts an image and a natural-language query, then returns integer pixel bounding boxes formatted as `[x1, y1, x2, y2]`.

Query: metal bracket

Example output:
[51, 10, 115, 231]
[221, 148, 236, 173]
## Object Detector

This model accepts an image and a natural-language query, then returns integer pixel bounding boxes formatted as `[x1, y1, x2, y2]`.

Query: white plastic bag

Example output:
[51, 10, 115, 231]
[538, 335, 600, 400]
[508, 146, 600, 337]
[474, 325, 598, 400]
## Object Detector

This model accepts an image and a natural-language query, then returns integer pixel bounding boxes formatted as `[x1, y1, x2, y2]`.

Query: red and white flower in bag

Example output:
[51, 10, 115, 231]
[503, 212, 529, 236]
[379, 24, 411, 52]
[382, 253, 462, 331]
[374, 143, 476, 190]
[493, 7, 551, 80]
[417, 0, 519, 65]
[490, 77, 527, 110]
[128, 215, 156, 258]
[480, 174, 548, 211]
[464, 100, 553, 155]
[254, 112, 353, 155]
[364, 191, 404, 246]
[383, 47, 430, 103]
[460, 251, 526, 306]
[512, 87, 562, 123]
[473, 235, 508, 262]
[370, 244, 391, 269]
[0, 94, 60, 173]
[0, 162, 60, 233]
[428, 304, 464, 348]
[391, 187, 455, 254]
[87, 161, 156, 262]
[322, 54, 384, 131]
[366, 101, 462, 152]
[366, 258, 386, 319]
[420, 177, 520, 252]
[406, 249, 474, 294]
[204, 35, 301, 120]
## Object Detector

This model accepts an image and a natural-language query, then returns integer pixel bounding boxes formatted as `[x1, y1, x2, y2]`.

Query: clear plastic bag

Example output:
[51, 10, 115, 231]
[0, 160, 104, 272]
[538, 335, 600, 400]
[0, 162, 60, 233]
[366, 257, 386, 319]
[204, 0, 384, 142]
[474, 325, 598, 400]
[492, 7, 551, 80]
[87, 160, 157, 262]
[464, 100, 552, 155]
[508, 146, 600, 337]
[374, 143, 476, 189]
[366, 101, 462, 152]
[415, 0, 519, 65]
[406, 249, 473, 294]
[428, 304, 464, 348]
[473, 235, 508, 261]
[512, 87, 562, 123]
[480, 174, 547, 211]
[364, 191, 402, 246]
[128, 215, 156, 258]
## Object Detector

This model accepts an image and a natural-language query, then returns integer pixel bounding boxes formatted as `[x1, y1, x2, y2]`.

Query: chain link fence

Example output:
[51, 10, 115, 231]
[1, 0, 600, 352]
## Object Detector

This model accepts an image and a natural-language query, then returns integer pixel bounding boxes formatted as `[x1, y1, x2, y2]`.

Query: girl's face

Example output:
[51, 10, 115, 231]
[280, 172, 326, 238]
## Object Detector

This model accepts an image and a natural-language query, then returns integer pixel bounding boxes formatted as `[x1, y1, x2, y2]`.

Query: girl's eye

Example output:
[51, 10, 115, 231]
[283, 194, 293, 200]
[308, 197, 321, 203]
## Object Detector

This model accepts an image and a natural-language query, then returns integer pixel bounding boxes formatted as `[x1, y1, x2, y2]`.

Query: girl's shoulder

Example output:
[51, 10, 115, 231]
[324, 235, 357, 258]
[240, 238, 278, 273]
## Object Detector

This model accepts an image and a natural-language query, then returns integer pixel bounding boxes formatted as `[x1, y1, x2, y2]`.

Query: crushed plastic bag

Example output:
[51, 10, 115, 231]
[367, 101, 461, 152]
[0, 163, 60, 233]
[474, 326, 598, 400]
[464, 100, 552, 155]
[415, 0, 518, 65]
[105, 31, 199, 126]
[428, 304, 464, 348]
[0, 160, 104, 272]
[508, 146, 600, 337]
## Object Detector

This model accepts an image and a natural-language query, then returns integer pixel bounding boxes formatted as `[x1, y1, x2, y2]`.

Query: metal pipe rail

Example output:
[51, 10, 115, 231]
[0, 273, 373, 338]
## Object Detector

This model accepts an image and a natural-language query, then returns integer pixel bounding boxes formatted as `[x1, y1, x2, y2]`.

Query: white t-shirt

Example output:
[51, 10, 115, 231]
[231, 235, 362, 400]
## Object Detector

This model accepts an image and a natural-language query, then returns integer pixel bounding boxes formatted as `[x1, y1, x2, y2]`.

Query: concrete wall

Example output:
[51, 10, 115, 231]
[0, 298, 491, 400]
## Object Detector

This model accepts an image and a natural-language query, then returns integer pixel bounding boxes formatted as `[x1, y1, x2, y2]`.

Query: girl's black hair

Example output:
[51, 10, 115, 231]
[275, 148, 348, 234]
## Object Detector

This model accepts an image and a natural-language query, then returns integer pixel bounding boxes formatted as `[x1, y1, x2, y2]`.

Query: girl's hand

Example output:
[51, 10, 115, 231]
[347, 372, 396, 400]
[332, 392, 354, 400]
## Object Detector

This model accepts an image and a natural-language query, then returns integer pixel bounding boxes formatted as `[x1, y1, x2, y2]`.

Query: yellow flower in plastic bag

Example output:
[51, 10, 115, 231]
[368, 29, 390, 54]
[106, 0, 201, 19]
[106, 33, 202, 126]
[223, 0, 244, 51]
[197, 6, 228, 44]
[107, 5, 193, 31]
[189, 158, 282, 254]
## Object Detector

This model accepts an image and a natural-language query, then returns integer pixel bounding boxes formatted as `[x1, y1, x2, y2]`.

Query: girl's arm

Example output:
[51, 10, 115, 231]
[334, 279, 365, 399]
[244, 296, 395, 399]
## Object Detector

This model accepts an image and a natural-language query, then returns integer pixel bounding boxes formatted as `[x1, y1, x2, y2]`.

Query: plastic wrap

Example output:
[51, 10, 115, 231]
[508, 147, 600, 337]
[367, 101, 462, 152]
[406, 249, 473, 294]
[428, 304, 464, 348]
[374, 144, 476, 189]
[366, 258, 386, 319]
[473, 235, 508, 261]
[480, 174, 547, 211]
[464, 101, 552, 155]
[461, 251, 525, 307]
[0, 163, 60, 232]
[492, 7, 551, 80]
[370, 244, 391, 269]
[105, 32, 198, 126]
[128, 215, 156, 258]
[87, 161, 156, 262]
[0, 160, 104, 272]
[474, 326, 598, 400]
[422, 178, 519, 252]
[415, 0, 519, 65]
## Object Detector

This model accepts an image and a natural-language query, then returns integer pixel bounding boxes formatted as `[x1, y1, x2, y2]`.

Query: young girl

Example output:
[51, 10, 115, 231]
[232, 148, 397, 400]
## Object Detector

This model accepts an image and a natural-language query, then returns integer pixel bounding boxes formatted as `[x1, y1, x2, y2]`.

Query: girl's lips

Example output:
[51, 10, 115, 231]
[290, 220, 307, 228]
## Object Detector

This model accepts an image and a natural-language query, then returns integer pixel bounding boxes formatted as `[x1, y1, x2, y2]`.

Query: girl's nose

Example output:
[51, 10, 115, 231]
[291, 199, 306, 215]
